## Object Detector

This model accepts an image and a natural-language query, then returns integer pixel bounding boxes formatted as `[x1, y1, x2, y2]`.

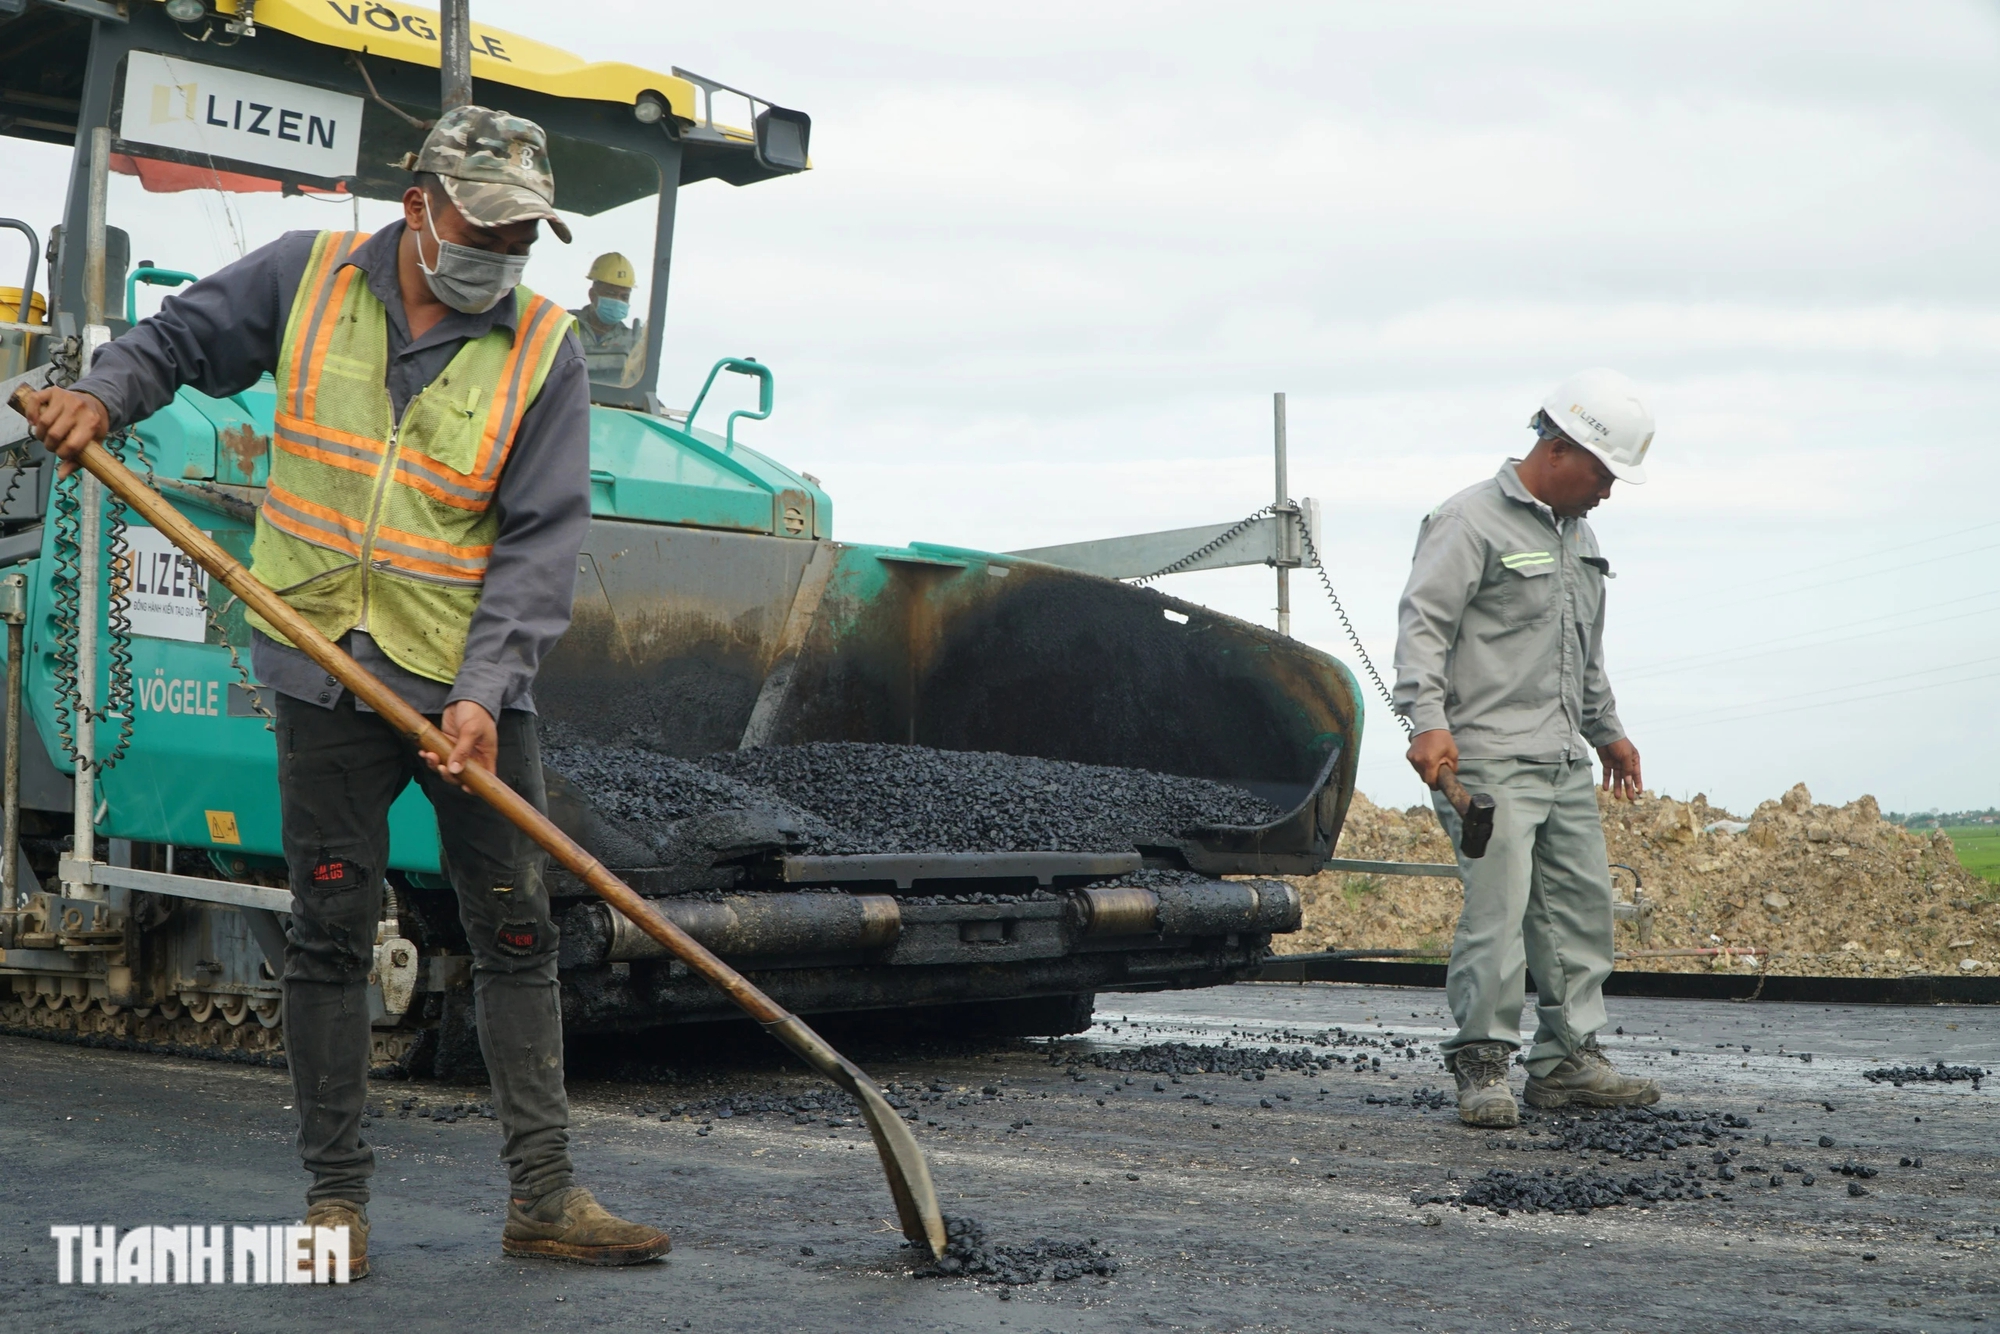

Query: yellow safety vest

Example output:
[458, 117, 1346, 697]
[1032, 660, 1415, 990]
[247, 230, 572, 684]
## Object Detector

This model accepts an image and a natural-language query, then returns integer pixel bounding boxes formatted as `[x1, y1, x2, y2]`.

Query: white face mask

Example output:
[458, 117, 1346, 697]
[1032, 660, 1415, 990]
[417, 200, 528, 315]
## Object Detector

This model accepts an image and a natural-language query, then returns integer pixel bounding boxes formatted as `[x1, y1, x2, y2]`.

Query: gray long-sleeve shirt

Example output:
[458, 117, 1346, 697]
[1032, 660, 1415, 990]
[71, 222, 591, 718]
[1391, 461, 1625, 764]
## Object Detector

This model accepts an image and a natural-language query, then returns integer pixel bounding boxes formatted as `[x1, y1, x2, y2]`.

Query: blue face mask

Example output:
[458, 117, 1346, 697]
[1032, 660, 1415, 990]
[593, 296, 630, 324]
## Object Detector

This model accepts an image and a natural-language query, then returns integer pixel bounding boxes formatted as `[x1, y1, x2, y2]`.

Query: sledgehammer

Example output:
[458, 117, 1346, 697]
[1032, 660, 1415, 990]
[1434, 768, 1496, 860]
[12, 386, 949, 1258]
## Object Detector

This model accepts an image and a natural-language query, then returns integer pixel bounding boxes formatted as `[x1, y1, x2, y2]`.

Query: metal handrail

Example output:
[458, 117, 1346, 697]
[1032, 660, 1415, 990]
[0, 219, 42, 332]
[684, 356, 774, 452]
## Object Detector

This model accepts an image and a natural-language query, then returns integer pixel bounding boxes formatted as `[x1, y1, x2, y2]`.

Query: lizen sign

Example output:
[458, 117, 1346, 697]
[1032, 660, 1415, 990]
[120, 50, 363, 182]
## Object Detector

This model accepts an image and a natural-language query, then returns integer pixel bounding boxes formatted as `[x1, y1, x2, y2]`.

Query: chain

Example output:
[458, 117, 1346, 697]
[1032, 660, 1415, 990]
[1295, 512, 1410, 737]
[47, 335, 82, 388]
[96, 429, 138, 770]
[0, 440, 28, 517]
[49, 458, 82, 763]
[1129, 500, 1412, 737]
[203, 586, 275, 733]
[47, 426, 143, 774]
[1131, 505, 1278, 585]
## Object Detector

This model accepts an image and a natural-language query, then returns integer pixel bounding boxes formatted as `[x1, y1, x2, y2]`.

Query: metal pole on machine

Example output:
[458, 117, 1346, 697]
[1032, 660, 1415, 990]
[439, 0, 474, 112]
[1273, 391, 1292, 638]
[66, 125, 112, 900]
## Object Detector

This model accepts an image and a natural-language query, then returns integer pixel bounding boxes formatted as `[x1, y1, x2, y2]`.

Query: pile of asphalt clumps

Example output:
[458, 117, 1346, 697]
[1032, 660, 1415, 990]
[1367, 1087, 1451, 1110]
[1863, 1062, 1988, 1088]
[387, 1097, 495, 1124]
[1445, 1165, 1717, 1215]
[1065, 1041, 1335, 1078]
[1091, 868, 1216, 889]
[1506, 1107, 1754, 1159]
[916, 1216, 1119, 1286]
[544, 742, 835, 837]
[705, 742, 1281, 854]
[900, 888, 1063, 907]
[631, 1090, 864, 1132]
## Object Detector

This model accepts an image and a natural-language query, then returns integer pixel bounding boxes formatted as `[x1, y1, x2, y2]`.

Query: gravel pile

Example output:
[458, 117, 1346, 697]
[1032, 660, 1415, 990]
[630, 1089, 864, 1130]
[1511, 1107, 1755, 1159]
[1863, 1062, 1988, 1087]
[1066, 1041, 1335, 1078]
[1447, 1165, 1718, 1215]
[916, 1216, 1119, 1285]
[544, 742, 828, 834]
[705, 742, 1280, 855]
[386, 1097, 495, 1124]
[1286, 783, 1997, 976]
[1366, 1087, 1451, 1109]
[900, 889, 1062, 907]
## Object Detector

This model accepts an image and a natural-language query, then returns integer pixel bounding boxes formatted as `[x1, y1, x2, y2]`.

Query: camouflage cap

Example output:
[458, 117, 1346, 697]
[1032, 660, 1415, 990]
[398, 105, 572, 243]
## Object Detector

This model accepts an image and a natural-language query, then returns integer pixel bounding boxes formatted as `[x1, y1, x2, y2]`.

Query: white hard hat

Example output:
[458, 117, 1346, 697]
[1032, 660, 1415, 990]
[1535, 368, 1654, 485]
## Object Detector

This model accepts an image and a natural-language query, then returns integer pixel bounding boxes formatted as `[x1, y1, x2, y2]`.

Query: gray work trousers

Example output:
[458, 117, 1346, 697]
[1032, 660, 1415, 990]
[275, 694, 572, 1206]
[1432, 756, 1614, 1078]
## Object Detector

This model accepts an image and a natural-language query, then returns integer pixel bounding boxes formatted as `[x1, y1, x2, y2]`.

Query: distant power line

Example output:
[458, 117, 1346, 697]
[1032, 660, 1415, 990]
[1645, 653, 2000, 729]
[1649, 539, 2000, 614]
[1649, 667, 2000, 731]
[1649, 518, 2000, 611]
[1619, 587, 2000, 681]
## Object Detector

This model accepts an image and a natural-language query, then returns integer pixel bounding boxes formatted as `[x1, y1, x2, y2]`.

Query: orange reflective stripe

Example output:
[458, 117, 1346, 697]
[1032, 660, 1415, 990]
[290, 232, 365, 420]
[374, 524, 490, 583]
[264, 483, 364, 557]
[274, 412, 387, 480]
[375, 523, 492, 562]
[393, 455, 493, 511]
[472, 293, 564, 480]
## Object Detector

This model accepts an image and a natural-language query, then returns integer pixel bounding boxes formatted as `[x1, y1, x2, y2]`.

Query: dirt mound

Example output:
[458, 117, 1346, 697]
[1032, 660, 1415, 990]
[1282, 784, 1998, 977]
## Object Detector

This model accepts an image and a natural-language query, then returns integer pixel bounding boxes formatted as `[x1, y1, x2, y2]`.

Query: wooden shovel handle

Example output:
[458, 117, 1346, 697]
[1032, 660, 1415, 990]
[32, 420, 781, 1024]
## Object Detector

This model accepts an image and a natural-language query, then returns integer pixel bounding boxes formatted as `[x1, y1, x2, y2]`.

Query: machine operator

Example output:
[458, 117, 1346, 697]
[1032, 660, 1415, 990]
[572, 251, 644, 385]
[1392, 369, 1663, 1129]
[19, 106, 673, 1279]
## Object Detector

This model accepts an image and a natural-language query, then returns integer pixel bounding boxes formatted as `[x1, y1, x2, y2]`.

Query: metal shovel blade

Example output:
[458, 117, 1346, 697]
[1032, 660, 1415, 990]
[762, 1015, 944, 1252]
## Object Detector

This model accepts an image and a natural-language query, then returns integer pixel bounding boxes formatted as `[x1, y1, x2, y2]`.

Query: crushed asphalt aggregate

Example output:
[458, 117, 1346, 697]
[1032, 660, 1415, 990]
[3, 984, 1995, 1331]
[547, 740, 1284, 857]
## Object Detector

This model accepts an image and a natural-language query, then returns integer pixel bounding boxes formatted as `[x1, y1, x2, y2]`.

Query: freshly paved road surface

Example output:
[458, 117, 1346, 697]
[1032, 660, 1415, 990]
[2, 982, 1993, 1331]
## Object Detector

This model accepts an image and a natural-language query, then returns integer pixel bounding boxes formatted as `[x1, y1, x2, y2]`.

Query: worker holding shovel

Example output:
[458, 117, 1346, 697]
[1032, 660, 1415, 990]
[19, 107, 670, 1278]
[1392, 369, 1661, 1129]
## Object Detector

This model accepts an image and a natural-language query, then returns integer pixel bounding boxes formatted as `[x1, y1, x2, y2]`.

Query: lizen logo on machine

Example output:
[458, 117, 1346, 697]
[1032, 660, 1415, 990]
[120, 51, 363, 181]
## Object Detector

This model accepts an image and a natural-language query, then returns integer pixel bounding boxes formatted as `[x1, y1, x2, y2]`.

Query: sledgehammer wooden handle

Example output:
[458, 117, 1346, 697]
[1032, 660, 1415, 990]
[1435, 768, 1497, 861]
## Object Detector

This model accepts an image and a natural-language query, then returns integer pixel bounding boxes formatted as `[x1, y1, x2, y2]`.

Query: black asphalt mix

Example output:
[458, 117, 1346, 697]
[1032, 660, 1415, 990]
[548, 740, 1283, 857]
[2, 984, 1994, 1332]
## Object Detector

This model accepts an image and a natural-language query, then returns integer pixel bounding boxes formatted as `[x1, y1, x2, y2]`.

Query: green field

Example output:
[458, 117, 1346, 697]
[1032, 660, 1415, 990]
[1942, 825, 2000, 884]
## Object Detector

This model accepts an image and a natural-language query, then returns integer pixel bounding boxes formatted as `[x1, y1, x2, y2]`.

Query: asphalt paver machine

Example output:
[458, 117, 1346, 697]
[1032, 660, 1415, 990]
[0, 0, 1362, 1073]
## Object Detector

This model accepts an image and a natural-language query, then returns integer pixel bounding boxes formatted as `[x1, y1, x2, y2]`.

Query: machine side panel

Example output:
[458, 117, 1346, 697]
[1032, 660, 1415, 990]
[534, 521, 821, 756]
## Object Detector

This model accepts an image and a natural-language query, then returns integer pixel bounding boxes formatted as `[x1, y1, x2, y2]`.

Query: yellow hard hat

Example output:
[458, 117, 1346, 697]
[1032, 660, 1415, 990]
[587, 252, 636, 286]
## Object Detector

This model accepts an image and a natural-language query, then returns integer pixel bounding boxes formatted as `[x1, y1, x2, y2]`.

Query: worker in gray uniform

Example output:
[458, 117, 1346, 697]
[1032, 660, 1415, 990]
[1392, 368, 1662, 1129]
[20, 107, 671, 1277]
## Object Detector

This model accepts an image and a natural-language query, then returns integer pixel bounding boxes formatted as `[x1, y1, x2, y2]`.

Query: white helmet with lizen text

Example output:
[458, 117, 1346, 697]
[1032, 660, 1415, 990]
[1535, 368, 1654, 484]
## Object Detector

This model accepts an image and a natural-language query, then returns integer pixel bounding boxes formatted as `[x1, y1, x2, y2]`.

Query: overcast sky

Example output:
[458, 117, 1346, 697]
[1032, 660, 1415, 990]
[602, 0, 2000, 817]
[15, 2, 2000, 816]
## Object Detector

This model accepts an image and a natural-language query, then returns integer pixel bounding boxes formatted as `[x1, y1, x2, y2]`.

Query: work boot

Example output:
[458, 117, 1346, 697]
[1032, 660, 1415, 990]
[1524, 1036, 1662, 1109]
[502, 1186, 672, 1266]
[304, 1199, 369, 1281]
[1448, 1041, 1520, 1128]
